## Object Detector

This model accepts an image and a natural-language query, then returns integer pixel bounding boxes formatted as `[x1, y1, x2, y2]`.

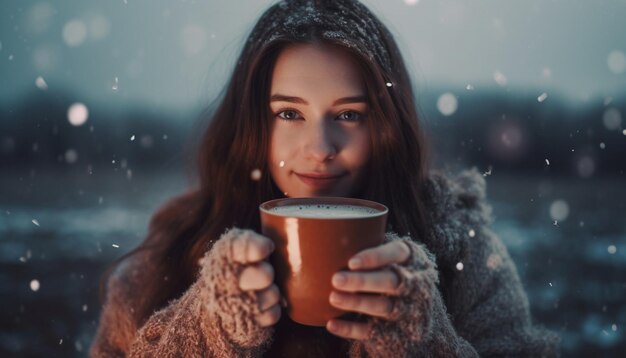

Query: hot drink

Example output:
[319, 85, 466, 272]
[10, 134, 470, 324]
[260, 197, 388, 326]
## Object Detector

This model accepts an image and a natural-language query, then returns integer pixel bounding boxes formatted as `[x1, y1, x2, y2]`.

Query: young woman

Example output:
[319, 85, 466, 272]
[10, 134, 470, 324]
[90, 0, 560, 356]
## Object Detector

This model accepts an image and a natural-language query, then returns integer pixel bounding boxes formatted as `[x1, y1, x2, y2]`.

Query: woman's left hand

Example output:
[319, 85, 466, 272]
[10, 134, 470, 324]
[326, 239, 411, 340]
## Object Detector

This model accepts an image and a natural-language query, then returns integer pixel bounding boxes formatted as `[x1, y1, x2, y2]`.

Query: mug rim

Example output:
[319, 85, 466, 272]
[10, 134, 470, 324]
[259, 197, 388, 219]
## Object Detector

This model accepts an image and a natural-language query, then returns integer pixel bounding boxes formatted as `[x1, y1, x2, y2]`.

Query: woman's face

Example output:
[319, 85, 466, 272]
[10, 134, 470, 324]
[268, 43, 371, 198]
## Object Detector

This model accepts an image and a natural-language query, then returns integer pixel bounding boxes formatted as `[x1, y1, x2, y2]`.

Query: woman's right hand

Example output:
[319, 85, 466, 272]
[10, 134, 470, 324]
[230, 231, 282, 327]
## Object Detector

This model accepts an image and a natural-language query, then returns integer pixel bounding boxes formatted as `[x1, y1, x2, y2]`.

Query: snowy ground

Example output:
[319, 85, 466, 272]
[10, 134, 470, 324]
[1, 171, 624, 357]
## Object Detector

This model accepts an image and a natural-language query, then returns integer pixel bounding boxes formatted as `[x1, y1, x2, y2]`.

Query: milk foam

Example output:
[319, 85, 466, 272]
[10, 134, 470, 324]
[268, 204, 381, 218]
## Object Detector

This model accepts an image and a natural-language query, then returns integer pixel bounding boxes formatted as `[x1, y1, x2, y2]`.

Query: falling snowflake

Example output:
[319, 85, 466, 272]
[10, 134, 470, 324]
[549, 282, 553, 287]
[608, 245, 617, 254]
[466, 84, 474, 90]
[35, 76, 48, 90]
[32, 219, 40, 226]
[483, 166, 492, 177]
[468, 229, 475, 237]
[623, 129, 626, 136]
[486, 254, 502, 270]
[59, 339, 63, 345]
[612, 324, 618, 331]
[553, 220, 558, 226]
[112, 244, 120, 248]
[455, 262, 464, 271]
[130, 135, 135, 141]
[493, 71, 507, 86]
[30, 279, 40, 292]
[600, 142, 606, 149]
[385, 82, 393, 87]
[112, 77, 119, 91]
[82, 304, 88, 312]
[250, 169, 262, 181]
[537, 92, 548, 102]
[545, 159, 550, 165]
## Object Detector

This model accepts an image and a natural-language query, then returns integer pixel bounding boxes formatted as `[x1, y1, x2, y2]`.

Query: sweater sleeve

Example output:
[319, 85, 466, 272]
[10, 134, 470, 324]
[89, 228, 273, 357]
[348, 169, 560, 357]
[347, 233, 479, 358]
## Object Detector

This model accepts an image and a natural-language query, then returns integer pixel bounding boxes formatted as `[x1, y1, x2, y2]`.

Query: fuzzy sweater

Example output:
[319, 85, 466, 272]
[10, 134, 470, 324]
[89, 168, 560, 357]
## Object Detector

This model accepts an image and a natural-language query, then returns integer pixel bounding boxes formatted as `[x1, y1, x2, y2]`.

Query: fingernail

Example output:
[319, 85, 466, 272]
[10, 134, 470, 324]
[332, 273, 346, 287]
[327, 320, 337, 331]
[329, 292, 342, 304]
[348, 257, 362, 269]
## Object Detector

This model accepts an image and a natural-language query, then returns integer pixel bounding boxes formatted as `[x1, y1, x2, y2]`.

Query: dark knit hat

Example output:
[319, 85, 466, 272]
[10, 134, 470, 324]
[245, 0, 396, 76]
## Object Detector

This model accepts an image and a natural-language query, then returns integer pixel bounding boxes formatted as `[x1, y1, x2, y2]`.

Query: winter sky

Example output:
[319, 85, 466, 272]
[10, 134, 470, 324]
[1, 0, 625, 110]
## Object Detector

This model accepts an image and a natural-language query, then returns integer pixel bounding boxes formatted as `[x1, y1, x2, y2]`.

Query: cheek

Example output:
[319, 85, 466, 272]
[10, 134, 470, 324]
[269, 125, 299, 161]
[348, 132, 371, 170]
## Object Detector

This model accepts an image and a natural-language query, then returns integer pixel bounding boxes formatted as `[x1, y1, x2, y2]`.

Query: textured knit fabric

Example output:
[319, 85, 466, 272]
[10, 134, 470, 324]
[89, 168, 560, 357]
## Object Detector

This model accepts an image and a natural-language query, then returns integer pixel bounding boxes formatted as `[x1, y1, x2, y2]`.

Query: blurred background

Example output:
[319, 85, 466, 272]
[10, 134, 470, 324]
[1, 0, 625, 356]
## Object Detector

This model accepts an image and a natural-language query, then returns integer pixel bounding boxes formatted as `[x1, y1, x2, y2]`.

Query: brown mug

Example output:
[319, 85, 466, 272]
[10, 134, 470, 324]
[259, 197, 388, 326]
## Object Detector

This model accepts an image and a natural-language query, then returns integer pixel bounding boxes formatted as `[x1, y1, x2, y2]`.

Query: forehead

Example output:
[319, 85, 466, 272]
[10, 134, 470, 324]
[270, 43, 365, 96]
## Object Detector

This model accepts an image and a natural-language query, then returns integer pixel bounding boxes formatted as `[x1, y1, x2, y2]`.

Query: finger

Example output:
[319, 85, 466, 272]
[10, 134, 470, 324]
[332, 269, 400, 294]
[232, 231, 274, 264]
[257, 284, 281, 311]
[329, 291, 394, 319]
[239, 262, 274, 291]
[326, 319, 372, 340]
[254, 304, 281, 327]
[349, 240, 410, 270]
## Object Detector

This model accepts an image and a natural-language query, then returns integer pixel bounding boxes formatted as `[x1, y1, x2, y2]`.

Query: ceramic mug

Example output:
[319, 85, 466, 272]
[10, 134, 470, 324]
[259, 197, 388, 326]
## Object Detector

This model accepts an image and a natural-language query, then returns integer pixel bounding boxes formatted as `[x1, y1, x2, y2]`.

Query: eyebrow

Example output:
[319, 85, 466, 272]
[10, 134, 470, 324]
[270, 94, 368, 106]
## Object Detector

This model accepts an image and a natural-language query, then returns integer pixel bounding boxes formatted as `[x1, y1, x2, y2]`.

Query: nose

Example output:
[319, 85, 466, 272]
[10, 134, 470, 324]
[304, 121, 337, 162]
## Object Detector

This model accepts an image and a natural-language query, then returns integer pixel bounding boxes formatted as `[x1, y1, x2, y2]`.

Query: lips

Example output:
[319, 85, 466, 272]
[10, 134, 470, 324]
[296, 172, 344, 179]
[295, 172, 346, 189]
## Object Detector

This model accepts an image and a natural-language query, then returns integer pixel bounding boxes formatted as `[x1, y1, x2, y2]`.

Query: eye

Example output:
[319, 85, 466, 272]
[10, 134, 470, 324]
[276, 109, 302, 121]
[337, 111, 363, 122]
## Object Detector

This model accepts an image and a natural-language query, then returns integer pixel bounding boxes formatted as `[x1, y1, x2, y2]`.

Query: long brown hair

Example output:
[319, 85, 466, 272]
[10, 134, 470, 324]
[100, 0, 432, 324]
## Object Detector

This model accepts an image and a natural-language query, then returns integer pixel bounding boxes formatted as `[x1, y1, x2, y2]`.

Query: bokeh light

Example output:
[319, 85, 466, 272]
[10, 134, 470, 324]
[180, 24, 208, 56]
[30, 279, 40, 292]
[64, 149, 78, 164]
[607, 50, 626, 74]
[602, 108, 622, 131]
[67, 103, 89, 126]
[576, 155, 595, 178]
[89, 15, 111, 40]
[437, 92, 458, 116]
[62, 19, 88, 47]
[550, 199, 570, 222]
